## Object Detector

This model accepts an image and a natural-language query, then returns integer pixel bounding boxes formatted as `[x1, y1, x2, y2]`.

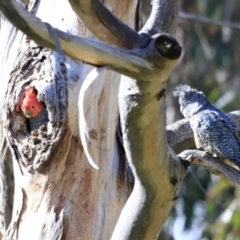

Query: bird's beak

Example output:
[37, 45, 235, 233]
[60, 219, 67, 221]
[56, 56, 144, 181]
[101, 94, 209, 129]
[23, 109, 33, 118]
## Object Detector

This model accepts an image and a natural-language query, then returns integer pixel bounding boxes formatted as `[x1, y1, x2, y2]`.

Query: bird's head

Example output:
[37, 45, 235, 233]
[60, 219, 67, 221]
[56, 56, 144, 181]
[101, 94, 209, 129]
[173, 85, 209, 118]
[19, 87, 43, 118]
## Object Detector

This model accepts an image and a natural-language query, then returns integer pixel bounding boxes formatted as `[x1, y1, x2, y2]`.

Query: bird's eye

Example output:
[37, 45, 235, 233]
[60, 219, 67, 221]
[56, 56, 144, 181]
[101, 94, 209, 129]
[32, 106, 35, 109]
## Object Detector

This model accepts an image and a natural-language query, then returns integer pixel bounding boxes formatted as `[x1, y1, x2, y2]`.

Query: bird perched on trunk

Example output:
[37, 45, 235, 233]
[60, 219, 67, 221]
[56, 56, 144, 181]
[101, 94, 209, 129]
[173, 84, 240, 168]
[19, 87, 48, 132]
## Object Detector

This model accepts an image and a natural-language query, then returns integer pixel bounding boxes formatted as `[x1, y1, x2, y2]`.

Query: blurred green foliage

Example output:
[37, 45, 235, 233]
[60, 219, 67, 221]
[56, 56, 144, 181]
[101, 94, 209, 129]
[168, 0, 240, 120]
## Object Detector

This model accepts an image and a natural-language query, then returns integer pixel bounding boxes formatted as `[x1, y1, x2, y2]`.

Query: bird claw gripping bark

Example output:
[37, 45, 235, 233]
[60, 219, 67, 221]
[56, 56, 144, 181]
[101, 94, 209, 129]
[174, 84, 240, 169]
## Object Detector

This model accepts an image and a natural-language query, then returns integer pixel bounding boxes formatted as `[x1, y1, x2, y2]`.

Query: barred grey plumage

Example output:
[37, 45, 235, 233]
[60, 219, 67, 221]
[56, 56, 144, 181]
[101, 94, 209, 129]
[173, 85, 240, 168]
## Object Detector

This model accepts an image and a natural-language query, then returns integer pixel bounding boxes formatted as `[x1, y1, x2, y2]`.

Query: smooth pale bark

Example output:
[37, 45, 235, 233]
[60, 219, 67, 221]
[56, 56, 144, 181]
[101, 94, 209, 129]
[0, 0, 138, 239]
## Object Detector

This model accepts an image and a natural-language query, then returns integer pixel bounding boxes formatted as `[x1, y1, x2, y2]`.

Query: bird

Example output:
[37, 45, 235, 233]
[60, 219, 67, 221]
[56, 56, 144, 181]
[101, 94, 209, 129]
[173, 84, 240, 168]
[19, 87, 48, 132]
[20, 87, 44, 118]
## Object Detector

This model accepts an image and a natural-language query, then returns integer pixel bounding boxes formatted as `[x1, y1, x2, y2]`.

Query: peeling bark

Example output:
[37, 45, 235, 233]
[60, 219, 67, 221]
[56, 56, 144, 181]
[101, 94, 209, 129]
[0, 0, 137, 239]
[0, 139, 14, 235]
[41, 207, 63, 240]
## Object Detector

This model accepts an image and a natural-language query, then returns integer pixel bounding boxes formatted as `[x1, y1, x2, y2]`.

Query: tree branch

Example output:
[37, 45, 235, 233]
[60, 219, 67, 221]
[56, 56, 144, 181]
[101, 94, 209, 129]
[111, 1, 182, 239]
[0, 0, 152, 73]
[167, 111, 240, 154]
[179, 150, 240, 184]
[179, 11, 240, 31]
[140, 0, 179, 35]
[68, 0, 143, 48]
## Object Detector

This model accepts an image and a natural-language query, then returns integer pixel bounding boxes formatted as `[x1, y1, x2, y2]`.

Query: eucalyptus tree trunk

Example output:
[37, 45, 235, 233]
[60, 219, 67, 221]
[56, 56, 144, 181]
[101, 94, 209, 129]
[0, 0, 136, 239]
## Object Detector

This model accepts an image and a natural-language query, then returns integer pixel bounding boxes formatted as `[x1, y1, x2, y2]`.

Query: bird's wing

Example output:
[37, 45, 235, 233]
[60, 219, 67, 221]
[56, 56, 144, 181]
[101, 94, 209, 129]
[212, 108, 238, 138]
[195, 110, 240, 166]
[193, 111, 221, 151]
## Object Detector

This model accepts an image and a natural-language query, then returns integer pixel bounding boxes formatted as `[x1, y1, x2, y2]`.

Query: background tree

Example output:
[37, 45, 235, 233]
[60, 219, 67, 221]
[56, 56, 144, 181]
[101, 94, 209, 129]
[0, 0, 240, 240]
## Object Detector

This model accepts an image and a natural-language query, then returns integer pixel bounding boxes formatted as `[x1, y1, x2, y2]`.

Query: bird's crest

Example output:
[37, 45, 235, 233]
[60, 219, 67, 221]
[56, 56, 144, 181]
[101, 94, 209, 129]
[173, 84, 202, 97]
[173, 84, 207, 103]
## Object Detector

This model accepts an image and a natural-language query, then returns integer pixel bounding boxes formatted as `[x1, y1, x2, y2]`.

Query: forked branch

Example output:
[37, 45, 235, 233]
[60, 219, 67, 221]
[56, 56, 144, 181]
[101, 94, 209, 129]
[68, 0, 142, 48]
[0, 0, 152, 73]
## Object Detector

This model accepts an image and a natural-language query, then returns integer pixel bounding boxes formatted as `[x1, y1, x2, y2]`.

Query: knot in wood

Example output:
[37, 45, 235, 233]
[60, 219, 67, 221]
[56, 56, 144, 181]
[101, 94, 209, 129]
[154, 34, 182, 60]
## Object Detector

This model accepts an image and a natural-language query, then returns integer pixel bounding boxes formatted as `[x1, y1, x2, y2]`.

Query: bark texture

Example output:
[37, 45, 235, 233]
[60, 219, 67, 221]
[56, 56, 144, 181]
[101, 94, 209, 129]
[1, 1, 239, 240]
[4, 45, 67, 170]
[0, 0, 138, 239]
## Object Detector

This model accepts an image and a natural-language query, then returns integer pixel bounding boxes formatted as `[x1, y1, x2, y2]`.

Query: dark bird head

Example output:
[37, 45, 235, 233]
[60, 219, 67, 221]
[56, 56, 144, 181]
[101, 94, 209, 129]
[173, 85, 209, 118]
